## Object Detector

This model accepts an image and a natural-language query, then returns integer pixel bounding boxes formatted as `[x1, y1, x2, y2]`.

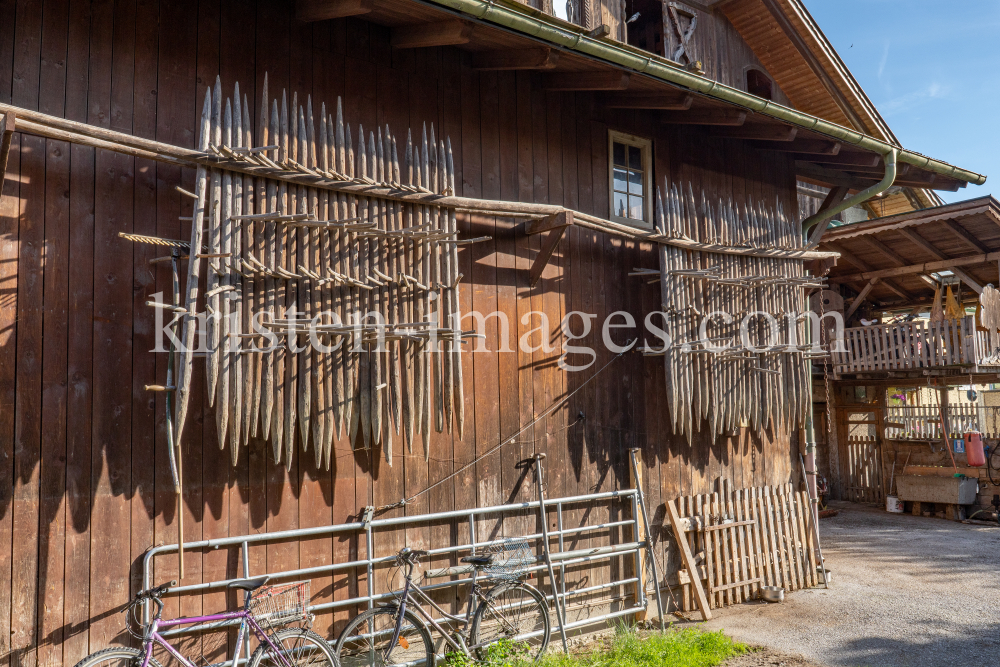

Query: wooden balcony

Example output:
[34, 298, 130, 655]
[832, 316, 1000, 378]
[884, 403, 996, 441]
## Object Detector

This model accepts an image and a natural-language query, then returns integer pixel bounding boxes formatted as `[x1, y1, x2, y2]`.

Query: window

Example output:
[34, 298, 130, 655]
[609, 131, 652, 227]
[746, 68, 773, 100]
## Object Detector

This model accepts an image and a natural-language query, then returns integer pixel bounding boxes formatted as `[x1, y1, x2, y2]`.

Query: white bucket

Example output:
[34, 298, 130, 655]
[886, 495, 904, 513]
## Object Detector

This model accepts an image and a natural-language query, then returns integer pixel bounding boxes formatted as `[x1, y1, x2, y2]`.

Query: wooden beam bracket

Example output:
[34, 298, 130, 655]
[527, 211, 572, 287]
[602, 93, 694, 110]
[543, 71, 630, 91]
[296, 0, 373, 21]
[0, 111, 15, 192]
[660, 109, 747, 126]
[391, 20, 473, 49]
[473, 47, 559, 70]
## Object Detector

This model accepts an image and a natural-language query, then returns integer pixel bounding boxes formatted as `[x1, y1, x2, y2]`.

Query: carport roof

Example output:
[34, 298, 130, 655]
[820, 196, 1000, 308]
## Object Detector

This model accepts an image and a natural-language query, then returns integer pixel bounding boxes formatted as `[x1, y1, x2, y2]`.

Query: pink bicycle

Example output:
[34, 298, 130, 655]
[72, 578, 337, 667]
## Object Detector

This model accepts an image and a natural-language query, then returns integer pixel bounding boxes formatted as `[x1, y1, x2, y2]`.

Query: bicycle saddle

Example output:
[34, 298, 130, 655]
[460, 555, 493, 567]
[227, 576, 270, 591]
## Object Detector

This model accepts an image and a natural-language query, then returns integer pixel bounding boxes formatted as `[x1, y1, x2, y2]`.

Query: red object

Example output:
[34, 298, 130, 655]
[965, 431, 986, 467]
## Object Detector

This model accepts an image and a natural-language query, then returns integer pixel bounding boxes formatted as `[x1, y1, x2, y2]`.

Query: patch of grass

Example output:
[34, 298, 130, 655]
[445, 626, 747, 667]
[542, 626, 747, 667]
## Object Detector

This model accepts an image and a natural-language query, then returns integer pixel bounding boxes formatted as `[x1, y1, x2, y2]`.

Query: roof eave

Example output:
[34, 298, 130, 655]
[418, 0, 986, 186]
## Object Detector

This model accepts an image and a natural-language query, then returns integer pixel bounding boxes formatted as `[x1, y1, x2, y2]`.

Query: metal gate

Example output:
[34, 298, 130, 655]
[142, 487, 651, 657]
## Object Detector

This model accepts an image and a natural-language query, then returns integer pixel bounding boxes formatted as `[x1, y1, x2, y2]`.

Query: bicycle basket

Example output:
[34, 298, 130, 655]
[248, 581, 310, 629]
[484, 538, 535, 582]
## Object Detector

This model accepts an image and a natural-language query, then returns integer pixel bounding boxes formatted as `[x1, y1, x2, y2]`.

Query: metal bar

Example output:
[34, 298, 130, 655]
[144, 486, 644, 639]
[532, 454, 569, 654]
[142, 488, 639, 573]
[630, 488, 646, 615]
[366, 523, 375, 610]
[241, 541, 252, 663]
[556, 502, 566, 617]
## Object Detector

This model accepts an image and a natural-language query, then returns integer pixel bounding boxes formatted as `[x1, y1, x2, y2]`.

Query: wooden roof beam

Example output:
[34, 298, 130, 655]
[296, 0, 372, 21]
[473, 47, 560, 70]
[895, 228, 984, 293]
[831, 250, 1000, 282]
[712, 124, 798, 141]
[853, 174, 965, 192]
[808, 152, 881, 168]
[660, 109, 747, 126]
[755, 138, 841, 155]
[543, 71, 631, 91]
[601, 93, 694, 110]
[821, 241, 914, 302]
[391, 20, 473, 49]
[942, 219, 990, 254]
[796, 162, 873, 190]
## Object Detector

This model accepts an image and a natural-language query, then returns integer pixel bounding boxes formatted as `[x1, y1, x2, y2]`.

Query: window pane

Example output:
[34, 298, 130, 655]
[614, 192, 628, 218]
[628, 169, 643, 195]
[629, 195, 644, 221]
[613, 141, 626, 167]
[628, 145, 642, 170]
[613, 167, 628, 193]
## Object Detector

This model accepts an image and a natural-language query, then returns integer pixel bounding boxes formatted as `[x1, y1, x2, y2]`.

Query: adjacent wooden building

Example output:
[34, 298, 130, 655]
[0, 1, 985, 666]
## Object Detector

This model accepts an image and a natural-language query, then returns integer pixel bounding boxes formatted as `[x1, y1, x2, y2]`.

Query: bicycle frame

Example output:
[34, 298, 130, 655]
[141, 609, 293, 667]
[388, 566, 534, 656]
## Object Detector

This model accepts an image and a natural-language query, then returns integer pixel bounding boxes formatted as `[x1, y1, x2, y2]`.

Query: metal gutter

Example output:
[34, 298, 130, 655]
[423, 0, 986, 186]
[803, 147, 898, 247]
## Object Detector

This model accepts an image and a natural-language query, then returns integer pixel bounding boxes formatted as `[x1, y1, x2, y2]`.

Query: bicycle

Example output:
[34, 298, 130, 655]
[72, 577, 337, 667]
[335, 542, 552, 667]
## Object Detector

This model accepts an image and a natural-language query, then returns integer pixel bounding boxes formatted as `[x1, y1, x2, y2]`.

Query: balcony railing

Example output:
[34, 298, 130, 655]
[833, 316, 999, 376]
[884, 403, 997, 440]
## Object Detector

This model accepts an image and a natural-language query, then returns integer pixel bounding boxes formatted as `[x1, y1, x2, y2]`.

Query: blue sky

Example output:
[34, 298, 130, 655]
[804, 1, 999, 203]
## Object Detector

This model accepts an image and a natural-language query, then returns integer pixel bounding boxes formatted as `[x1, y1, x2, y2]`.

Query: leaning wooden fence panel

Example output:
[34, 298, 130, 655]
[669, 481, 818, 619]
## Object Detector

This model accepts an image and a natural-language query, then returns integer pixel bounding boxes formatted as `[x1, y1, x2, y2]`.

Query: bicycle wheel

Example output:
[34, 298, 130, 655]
[335, 606, 435, 667]
[469, 582, 550, 661]
[72, 647, 162, 667]
[249, 628, 337, 667]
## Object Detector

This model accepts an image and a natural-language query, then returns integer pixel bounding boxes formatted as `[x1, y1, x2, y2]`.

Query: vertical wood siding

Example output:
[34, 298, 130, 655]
[0, 2, 801, 665]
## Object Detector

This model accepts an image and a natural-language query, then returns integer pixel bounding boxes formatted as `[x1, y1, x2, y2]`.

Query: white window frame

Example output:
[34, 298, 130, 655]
[608, 130, 654, 229]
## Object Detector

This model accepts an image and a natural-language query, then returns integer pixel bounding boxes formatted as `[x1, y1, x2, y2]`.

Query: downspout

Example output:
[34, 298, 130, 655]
[802, 148, 898, 248]
[800, 151, 896, 532]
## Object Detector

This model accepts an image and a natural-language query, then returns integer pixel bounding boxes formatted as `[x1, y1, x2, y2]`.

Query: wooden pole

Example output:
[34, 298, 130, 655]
[629, 448, 666, 630]
[665, 499, 712, 619]
[532, 454, 569, 654]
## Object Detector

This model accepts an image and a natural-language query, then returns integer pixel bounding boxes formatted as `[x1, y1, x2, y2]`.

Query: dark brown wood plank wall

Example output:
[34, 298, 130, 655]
[0, 2, 803, 663]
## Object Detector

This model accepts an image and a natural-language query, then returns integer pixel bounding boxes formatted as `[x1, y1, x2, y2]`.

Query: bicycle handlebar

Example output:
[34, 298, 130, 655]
[136, 580, 176, 601]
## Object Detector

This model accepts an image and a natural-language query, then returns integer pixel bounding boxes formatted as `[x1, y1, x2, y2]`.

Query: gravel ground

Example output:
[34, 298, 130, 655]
[722, 646, 824, 667]
[699, 501, 1000, 667]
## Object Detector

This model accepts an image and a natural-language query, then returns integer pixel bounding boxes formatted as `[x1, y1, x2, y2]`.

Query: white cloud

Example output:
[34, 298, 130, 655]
[876, 82, 950, 116]
[877, 42, 890, 80]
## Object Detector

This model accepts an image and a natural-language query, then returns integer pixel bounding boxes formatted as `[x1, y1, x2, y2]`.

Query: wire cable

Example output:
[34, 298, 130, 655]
[400, 339, 637, 507]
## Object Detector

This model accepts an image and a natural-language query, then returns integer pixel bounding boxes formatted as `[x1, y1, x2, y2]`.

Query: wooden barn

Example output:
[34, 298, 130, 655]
[811, 196, 1000, 516]
[0, 1, 987, 666]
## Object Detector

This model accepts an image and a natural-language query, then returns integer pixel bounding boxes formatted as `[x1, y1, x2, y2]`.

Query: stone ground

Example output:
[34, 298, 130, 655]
[701, 500, 1000, 667]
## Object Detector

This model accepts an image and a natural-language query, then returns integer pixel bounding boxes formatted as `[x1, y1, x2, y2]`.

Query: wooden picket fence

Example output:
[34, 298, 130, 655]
[832, 315, 1000, 375]
[670, 480, 819, 616]
[844, 435, 885, 503]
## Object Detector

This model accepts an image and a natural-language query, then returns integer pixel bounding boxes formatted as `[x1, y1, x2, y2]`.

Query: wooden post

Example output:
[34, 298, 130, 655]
[666, 499, 712, 620]
[629, 448, 648, 623]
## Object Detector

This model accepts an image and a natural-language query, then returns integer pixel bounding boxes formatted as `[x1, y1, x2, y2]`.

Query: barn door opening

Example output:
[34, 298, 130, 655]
[839, 408, 885, 503]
